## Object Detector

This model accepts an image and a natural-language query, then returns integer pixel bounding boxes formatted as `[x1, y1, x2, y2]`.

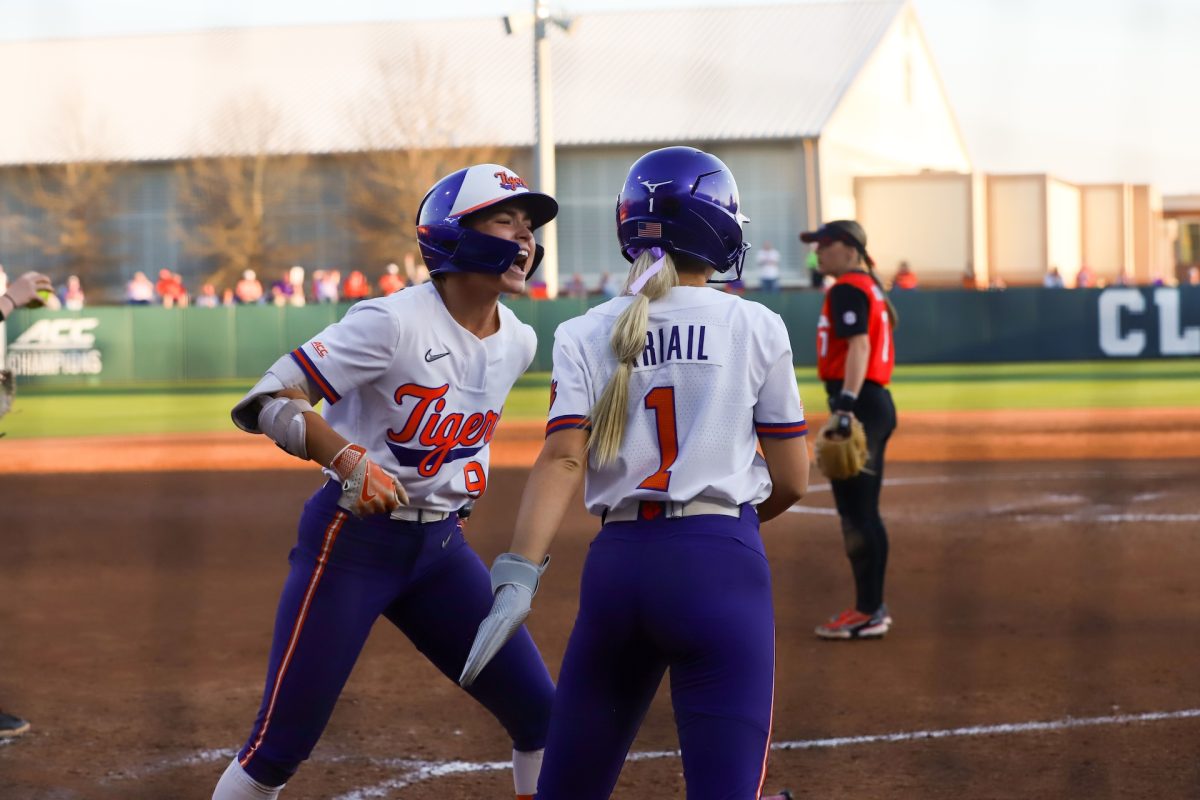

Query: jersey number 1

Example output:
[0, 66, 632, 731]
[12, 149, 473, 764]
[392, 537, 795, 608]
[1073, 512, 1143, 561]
[637, 386, 678, 491]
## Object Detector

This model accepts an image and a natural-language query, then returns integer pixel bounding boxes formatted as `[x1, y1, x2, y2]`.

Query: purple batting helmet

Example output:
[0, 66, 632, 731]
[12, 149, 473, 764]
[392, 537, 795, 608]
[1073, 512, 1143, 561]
[416, 164, 559, 278]
[616, 146, 750, 279]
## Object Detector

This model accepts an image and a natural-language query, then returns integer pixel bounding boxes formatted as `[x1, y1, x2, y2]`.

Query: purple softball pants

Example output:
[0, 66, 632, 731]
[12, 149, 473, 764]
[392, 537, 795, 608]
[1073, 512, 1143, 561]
[536, 504, 775, 800]
[236, 479, 555, 787]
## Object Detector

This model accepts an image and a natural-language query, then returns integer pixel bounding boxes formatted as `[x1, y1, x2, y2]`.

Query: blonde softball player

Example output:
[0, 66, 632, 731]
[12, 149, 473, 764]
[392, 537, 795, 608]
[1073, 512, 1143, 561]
[213, 165, 557, 800]
[460, 146, 810, 799]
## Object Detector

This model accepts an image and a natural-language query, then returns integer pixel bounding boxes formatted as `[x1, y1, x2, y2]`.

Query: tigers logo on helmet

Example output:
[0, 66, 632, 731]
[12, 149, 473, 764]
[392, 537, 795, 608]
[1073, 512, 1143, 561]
[416, 164, 559, 278]
[494, 171, 528, 192]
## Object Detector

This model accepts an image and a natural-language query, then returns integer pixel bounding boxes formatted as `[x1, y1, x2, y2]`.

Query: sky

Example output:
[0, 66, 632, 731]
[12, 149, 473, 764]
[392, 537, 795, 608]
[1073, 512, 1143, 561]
[1, 0, 1197, 194]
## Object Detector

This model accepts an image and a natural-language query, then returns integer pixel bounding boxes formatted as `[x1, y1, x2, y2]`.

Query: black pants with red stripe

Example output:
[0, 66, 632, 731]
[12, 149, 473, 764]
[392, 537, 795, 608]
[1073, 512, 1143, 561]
[824, 379, 897, 614]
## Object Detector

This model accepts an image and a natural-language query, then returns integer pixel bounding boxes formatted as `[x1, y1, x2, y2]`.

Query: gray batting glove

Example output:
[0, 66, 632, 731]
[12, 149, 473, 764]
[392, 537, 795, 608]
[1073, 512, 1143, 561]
[459, 552, 549, 688]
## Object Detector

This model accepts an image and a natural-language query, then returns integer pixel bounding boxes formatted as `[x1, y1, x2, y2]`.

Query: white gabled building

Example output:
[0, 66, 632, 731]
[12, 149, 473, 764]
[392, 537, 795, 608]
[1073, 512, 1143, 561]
[0, 0, 969, 294]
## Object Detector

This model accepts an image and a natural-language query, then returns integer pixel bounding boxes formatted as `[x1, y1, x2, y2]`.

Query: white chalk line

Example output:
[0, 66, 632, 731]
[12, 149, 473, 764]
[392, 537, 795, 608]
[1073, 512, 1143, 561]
[99, 467, 1195, 793]
[1013, 512, 1200, 523]
[972, 493, 1086, 516]
[769, 708, 1200, 750]
[327, 707, 1200, 799]
[99, 748, 236, 783]
[791, 471, 1198, 523]
[97, 749, 454, 783]
[94, 708, 1200, 791]
[786, 506, 838, 515]
[788, 506, 1200, 524]
[804, 469, 1180, 494]
[333, 759, 512, 800]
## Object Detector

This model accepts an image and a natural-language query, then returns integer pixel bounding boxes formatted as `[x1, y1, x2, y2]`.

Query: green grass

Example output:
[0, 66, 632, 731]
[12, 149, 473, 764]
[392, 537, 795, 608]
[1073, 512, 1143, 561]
[2, 361, 1196, 439]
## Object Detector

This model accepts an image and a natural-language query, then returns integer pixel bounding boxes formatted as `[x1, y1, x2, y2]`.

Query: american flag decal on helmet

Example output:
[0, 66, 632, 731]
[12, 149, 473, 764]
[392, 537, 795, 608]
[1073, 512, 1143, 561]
[637, 221, 663, 238]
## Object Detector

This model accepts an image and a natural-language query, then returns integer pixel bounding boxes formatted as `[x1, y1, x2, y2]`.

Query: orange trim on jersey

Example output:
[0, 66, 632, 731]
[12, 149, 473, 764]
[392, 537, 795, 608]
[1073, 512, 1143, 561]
[545, 414, 590, 437]
[240, 512, 347, 769]
[290, 348, 340, 404]
[755, 420, 809, 438]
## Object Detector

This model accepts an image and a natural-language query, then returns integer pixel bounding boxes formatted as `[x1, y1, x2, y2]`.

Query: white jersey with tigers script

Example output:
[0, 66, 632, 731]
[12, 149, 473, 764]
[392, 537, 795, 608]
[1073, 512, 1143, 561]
[546, 286, 807, 516]
[289, 282, 536, 512]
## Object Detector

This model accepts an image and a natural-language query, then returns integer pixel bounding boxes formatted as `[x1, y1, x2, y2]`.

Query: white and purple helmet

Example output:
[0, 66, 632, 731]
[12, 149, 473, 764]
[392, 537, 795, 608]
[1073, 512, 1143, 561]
[416, 164, 558, 278]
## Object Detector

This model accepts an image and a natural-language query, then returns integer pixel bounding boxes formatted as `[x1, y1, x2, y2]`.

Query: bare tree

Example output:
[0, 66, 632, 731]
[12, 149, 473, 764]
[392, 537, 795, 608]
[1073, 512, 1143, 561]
[347, 47, 517, 271]
[175, 96, 314, 290]
[8, 95, 118, 286]
[0, 174, 35, 267]
[15, 161, 117, 285]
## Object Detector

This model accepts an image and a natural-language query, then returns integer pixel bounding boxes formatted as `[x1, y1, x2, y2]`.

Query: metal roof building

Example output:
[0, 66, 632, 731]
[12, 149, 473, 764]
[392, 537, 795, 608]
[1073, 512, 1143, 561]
[0, 0, 970, 293]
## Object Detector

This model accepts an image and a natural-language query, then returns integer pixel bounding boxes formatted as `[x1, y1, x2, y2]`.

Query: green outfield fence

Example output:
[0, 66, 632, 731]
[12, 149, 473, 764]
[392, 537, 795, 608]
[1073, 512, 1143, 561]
[3, 287, 1198, 386]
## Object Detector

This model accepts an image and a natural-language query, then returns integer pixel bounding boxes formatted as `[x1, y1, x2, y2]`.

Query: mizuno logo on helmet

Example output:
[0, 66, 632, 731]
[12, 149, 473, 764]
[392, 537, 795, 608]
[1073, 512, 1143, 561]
[640, 180, 673, 212]
[494, 170, 528, 191]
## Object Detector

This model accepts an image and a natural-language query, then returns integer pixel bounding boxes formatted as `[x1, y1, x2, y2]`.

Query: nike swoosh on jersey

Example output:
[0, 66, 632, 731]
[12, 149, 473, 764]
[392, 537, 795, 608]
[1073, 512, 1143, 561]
[424, 348, 451, 362]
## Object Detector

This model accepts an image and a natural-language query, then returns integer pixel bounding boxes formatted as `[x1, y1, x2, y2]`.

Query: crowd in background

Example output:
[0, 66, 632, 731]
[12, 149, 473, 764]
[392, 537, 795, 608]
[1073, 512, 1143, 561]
[4, 251, 1199, 314]
[117, 253, 432, 310]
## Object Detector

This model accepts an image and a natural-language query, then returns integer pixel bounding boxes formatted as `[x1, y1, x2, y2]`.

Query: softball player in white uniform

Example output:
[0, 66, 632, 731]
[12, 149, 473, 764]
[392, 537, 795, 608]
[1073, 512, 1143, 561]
[212, 165, 557, 800]
[459, 146, 811, 799]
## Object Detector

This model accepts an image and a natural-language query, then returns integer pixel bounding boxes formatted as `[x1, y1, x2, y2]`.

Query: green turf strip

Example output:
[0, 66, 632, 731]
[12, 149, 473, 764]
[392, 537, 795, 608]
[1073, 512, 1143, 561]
[2, 362, 1195, 439]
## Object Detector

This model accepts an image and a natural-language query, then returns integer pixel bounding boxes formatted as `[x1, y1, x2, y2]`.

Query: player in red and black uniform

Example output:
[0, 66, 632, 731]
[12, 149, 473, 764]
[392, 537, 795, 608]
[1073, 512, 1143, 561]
[801, 220, 898, 639]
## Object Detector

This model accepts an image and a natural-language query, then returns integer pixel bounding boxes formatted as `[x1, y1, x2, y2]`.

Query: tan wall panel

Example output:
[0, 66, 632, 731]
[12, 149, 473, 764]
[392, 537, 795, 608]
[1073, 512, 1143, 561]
[1132, 185, 1155, 282]
[855, 174, 974, 286]
[988, 175, 1046, 283]
[971, 171, 989, 287]
[1131, 185, 1149, 281]
[1081, 184, 1130, 278]
[1047, 178, 1082, 282]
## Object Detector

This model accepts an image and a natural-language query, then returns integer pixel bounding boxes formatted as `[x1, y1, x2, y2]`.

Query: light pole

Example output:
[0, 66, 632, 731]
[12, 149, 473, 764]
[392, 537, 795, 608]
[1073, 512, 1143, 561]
[506, 1, 573, 298]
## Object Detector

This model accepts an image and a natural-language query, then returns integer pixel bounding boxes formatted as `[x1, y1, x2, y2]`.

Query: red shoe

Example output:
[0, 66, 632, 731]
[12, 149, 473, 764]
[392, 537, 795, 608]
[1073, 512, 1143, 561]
[815, 607, 889, 640]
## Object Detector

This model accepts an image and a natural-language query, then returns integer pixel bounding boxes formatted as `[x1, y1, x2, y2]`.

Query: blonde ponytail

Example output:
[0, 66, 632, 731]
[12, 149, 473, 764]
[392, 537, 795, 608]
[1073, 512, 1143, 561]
[587, 250, 680, 465]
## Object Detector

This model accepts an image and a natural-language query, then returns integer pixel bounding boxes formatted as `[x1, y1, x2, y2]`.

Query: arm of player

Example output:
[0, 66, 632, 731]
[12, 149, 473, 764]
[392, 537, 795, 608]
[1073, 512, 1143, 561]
[752, 314, 809, 521]
[828, 333, 871, 438]
[838, 334, 871, 400]
[273, 386, 350, 467]
[756, 436, 809, 522]
[274, 386, 409, 516]
[459, 426, 588, 687]
[509, 426, 589, 562]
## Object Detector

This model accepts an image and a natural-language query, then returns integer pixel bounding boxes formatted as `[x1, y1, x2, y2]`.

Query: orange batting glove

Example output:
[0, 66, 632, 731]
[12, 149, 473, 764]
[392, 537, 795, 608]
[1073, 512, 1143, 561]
[329, 444, 408, 517]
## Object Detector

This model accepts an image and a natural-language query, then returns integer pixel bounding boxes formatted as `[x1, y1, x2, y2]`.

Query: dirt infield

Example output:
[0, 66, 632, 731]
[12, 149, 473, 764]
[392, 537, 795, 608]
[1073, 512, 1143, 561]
[1, 412, 1199, 799]
[2, 407, 1200, 475]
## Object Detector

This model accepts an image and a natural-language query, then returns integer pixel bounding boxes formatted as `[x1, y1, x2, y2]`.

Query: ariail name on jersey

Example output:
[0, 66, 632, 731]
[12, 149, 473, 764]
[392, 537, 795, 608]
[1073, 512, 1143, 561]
[637, 324, 711, 369]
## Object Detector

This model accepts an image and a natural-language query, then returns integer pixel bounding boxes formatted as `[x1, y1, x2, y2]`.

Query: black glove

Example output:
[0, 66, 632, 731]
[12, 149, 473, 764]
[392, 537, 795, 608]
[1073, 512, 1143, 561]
[827, 391, 857, 439]
[829, 390, 857, 414]
[831, 411, 854, 438]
